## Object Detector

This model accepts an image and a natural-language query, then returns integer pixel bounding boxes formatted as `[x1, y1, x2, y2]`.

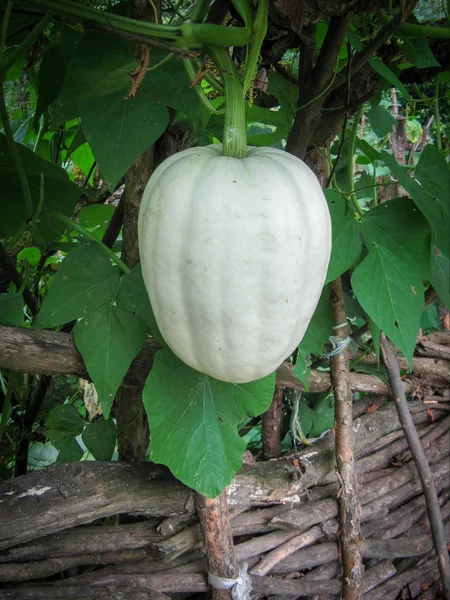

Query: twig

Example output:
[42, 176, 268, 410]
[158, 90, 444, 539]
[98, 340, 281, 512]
[262, 385, 283, 459]
[196, 491, 239, 600]
[101, 195, 124, 249]
[334, 0, 418, 89]
[286, 15, 352, 159]
[380, 333, 450, 597]
[250, 525, 323, 576]
[81, 161, 96, 187]
[329, 278, 364, 598]
[326, 43, 352, 187]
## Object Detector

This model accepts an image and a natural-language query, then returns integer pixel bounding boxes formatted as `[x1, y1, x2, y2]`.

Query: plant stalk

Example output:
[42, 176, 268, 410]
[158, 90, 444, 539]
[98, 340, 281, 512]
[207, 46, 247, 158]
[49, 210, 131, 274]
[242, 0, 268, 94]
[20, 0, 252, 47]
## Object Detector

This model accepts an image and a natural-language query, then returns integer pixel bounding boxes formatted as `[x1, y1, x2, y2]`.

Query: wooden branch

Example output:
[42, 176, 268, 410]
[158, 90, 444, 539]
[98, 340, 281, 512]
[0, 400, 445, 553]
[0, 326, 416, 396]
[262, 385, 283, 458]
[249, 525, 323, 576]
[196, 491, 238, 600]
[328, 278, 363, 598]
[286, 15, 352, 159]
[380, 333, 450, 597]
[350, 352, 450, 382]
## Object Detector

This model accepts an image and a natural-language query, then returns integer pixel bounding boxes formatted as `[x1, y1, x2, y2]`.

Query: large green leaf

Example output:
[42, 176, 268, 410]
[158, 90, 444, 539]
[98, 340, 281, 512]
[0, 293, 23, 326]
[367, 104, 397, 137]
[140, 51, 199, 116]
[431, 246, 449, 309]
[35, 45, 67, 126]
[81, 89, 169, 189]
[326, 215, 362, 284]
[380, 150, 449, 257]
[116, 263, 162, 342]
[401, 38, 440, 69]
[368, 58, 412, 103]
[74, 305, 148, 418]
[362, 197, 431, 280]
[324, 189, 362, 284]
[143, 349, 275, 497]
[294, 290, 333, 387]
[55, 32, 137, 122]
[45, 404, 85, 446]
[0, 134, 84, 243]
[415, 145, 450, 233]
[351, 245, 424, 366]
[267, 71, 298, 120]
[35, 243, 119, 329]
[82, 417, 116, 460]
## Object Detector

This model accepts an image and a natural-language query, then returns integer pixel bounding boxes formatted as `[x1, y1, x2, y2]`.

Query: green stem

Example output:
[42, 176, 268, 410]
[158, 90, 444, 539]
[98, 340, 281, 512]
[434, 78, 442, 151]
[203, 67, 224, 94]
[0, 14, 52, 77]
[20, 0, 252, 47]
[0, 0, 13, 66]
[231, 0, 254, 28]
[372, 164, 377, 206]
[49, 210, 131, 274]
[379, 10, 450, 38]
[0, 84, 34, 220]
[190, 0, 211, 23]
[207, 46, 247, 158]
[242, 0, 268, 94]
[182, 57, 225, 115]
[348, 105, 364, 217]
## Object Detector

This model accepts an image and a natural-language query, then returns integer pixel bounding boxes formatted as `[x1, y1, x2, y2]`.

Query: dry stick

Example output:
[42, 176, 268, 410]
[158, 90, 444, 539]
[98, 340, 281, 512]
[196, 491, 239, 600]
[262, 385, 284, 459]
[380, 333, 450, 597]
[328, 278, 364, 598]
[250, 525, 324, 576]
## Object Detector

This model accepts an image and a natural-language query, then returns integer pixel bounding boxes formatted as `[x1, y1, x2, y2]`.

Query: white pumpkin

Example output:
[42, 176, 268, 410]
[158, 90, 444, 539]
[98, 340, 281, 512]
[138, 145, 331, 383]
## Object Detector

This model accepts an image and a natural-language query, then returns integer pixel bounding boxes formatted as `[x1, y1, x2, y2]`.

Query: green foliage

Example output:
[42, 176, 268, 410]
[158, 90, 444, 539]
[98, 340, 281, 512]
[352, 245, 424, 366]
[361, 197, 431, 280]
[0, 293, 23, 326]
[116, 264, 163, 342]
[143, 348, 275, 497]
[81, 89, 169, 189]
[0, 134, 85, 243]
[367, 104, 397, 137]
[82, 417, 117, 460]
[297, 393, 335, 439]
[74, 305, 148, 418]
[381, 148, 449, 257]
[35, 242, 119, 329]
[324, 189, 362, 283]
[294, 290, 334, 387]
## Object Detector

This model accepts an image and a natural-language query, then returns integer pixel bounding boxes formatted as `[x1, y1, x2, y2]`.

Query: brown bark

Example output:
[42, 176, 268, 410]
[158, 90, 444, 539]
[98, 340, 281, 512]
[1, 325, 420, 395]
[196, 491, 238, 600]
[262, 385, 284, 458]
[114, 0, 160, 462]
[380, 334, 450, 597]
[328, 278, 363, 598]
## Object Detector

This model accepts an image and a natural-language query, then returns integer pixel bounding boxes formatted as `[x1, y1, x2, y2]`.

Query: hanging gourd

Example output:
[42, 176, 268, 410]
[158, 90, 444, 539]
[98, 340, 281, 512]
[138, 42, 331, 384]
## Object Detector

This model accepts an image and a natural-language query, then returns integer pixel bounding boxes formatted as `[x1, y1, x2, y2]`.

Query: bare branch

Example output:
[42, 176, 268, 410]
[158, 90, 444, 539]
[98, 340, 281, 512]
[329, 278, 364, 598]
[380, 333, 450, 597]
